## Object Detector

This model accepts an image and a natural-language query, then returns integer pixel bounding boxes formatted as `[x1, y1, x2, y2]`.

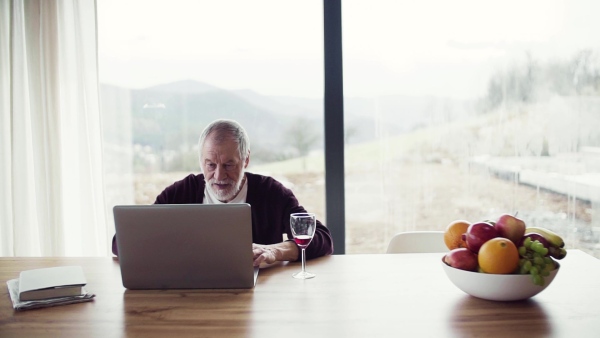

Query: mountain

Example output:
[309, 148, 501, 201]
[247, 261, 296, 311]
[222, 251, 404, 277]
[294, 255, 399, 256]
[229, 89, 474, 144]
[100, 80, 320, 163]
[99, 79, 476, 164]
[232, 89, 322, 118]
[144, 79, 221, 94]
[130, 82, 293, 150]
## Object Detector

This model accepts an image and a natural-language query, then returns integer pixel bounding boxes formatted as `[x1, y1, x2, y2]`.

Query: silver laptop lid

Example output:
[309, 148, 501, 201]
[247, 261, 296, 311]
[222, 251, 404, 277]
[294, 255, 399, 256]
[113, 203, 256, 289]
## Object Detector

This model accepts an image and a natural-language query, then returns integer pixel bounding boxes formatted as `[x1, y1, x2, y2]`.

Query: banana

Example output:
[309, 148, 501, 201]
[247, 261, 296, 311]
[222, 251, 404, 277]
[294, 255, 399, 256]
[548, 246, 567, 260]
[525, 227, 565, 248]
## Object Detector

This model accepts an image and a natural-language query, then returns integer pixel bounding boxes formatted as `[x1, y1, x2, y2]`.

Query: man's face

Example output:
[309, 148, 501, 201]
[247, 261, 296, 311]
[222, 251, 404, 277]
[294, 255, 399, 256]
[201, 133, 248, 202]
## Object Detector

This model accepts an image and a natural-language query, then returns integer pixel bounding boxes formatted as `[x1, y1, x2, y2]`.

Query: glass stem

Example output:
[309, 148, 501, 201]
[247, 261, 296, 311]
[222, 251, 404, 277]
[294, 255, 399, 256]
[301, 248, 307, 273]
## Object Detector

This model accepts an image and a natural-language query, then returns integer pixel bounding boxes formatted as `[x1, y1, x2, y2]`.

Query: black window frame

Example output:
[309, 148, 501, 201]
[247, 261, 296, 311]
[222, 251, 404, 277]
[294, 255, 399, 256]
[323, 0, 345, 254]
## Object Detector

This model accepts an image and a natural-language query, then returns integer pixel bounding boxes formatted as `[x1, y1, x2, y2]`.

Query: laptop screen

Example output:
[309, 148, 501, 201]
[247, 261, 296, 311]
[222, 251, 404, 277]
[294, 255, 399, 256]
[114, 203, 256, 289]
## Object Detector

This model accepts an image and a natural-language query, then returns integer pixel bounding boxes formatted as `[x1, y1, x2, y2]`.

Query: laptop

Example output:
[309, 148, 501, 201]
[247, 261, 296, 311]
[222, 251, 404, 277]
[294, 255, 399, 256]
[113, 203, 258, 289]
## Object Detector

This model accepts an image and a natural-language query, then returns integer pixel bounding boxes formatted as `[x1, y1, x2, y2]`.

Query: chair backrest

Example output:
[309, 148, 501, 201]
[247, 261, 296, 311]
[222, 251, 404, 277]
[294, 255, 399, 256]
[386, 231, 448, 254]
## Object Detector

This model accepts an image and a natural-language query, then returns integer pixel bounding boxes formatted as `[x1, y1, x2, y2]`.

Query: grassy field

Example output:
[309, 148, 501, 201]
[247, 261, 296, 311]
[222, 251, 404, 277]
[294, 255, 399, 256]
[136, 156, 598, 259]
[137, 160, 597, 258]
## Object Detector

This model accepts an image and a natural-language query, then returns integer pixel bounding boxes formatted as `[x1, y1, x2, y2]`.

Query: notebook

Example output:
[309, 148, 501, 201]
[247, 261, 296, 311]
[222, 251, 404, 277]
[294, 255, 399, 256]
[113, 203, 258, 289]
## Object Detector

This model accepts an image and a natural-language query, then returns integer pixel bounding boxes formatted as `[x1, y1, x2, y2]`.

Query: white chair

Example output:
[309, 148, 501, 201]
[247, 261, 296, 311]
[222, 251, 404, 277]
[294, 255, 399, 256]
[386, 231, 447, 254]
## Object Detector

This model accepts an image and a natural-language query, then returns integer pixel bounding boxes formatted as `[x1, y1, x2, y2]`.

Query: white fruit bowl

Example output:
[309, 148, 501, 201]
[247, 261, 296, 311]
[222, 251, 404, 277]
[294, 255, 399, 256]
[442, 258, 560, 301]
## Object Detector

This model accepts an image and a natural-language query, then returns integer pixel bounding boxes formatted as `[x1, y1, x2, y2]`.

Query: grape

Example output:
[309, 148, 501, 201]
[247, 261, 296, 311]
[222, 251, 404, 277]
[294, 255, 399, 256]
[517, 239, 557, 286]
[533, 256, 544, 266]
[532, 274, 544, 286]
[530, 242, 549, 256]
[519, 259, 532, 274]
[530, 266, 539, 275]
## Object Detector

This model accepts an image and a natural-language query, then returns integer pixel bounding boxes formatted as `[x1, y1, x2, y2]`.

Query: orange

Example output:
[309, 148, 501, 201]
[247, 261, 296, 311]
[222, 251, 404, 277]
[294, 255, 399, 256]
[478, 238, 520, 274]
[444, 220, 470, 250]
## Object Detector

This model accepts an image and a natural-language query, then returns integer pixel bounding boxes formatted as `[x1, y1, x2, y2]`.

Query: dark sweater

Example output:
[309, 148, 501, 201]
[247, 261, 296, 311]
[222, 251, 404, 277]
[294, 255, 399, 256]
[112, 172, 334, 260]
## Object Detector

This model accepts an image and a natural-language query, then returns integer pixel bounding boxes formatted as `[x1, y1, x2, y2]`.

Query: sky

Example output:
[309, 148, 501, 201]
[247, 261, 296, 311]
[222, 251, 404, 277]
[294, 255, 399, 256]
[97, 0, 600, 100]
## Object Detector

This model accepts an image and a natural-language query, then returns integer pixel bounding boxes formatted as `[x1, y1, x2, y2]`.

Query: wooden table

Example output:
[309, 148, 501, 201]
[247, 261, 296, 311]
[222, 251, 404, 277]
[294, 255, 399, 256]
[1, 250, 599, 337]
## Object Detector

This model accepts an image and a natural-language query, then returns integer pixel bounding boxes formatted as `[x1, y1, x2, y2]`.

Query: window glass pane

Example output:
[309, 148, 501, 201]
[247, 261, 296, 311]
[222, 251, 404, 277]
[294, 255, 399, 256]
[343, 0, 600, 257]
[98, 1, 325, 233]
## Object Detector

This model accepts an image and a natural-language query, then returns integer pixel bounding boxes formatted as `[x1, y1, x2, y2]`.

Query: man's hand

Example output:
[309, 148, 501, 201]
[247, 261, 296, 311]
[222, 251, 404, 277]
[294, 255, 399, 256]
[252, 241, 299, 267]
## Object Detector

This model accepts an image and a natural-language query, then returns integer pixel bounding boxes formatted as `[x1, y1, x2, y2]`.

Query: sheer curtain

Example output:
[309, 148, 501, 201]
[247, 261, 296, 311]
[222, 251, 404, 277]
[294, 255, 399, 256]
[0, 0, 109, 256]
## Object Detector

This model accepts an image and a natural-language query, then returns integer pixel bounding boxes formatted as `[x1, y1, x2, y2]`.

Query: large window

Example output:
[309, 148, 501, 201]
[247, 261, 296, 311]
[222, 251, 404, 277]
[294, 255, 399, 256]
[99, 1, 600, 259]
[343, 0, 600, 257]
[98, 0, 326, 233]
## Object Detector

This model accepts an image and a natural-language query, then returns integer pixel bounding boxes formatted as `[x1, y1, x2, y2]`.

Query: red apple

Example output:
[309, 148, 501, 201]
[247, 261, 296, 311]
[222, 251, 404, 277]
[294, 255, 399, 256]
[463, 222, 499, 253]
[495, 214, 526, 245]
[444, 248, 478, 271]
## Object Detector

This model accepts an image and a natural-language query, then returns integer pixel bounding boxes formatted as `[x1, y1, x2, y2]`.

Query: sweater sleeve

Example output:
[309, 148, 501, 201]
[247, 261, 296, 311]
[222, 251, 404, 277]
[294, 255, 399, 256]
[247, 173, 334, 260]
[287, 200, 334, 260]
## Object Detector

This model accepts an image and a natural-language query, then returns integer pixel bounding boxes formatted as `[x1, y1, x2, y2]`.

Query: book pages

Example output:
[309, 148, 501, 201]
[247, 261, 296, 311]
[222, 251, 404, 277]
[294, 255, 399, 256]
[6, 279, 95, 311]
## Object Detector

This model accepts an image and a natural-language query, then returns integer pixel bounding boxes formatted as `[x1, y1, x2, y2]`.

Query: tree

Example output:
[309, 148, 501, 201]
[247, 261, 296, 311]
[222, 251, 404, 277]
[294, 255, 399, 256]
[571, 49, 600, 94]
[345, 125, 359, 145]
[481, 52, 539, 112]
[286, 117, 320, 171]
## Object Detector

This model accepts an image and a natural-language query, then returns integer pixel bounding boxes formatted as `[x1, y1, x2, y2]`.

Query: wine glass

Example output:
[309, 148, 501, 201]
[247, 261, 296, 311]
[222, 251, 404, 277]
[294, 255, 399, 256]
[290, 212, 316, 279]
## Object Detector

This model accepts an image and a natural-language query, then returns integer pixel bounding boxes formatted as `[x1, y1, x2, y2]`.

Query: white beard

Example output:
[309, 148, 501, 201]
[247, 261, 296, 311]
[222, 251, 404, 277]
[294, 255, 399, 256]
[207, 174, 244, 202]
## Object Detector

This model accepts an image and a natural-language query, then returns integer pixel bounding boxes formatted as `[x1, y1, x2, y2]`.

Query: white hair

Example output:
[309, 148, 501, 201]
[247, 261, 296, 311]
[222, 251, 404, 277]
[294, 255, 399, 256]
[198, 119, 250, 163]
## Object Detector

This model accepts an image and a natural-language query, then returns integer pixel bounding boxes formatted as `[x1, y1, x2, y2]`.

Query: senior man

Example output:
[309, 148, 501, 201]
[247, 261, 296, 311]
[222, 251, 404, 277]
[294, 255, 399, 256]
[111, 119, 334, 266]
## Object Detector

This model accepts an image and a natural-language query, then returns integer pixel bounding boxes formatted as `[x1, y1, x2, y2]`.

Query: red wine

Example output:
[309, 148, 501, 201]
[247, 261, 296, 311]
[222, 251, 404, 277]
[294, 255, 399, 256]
[294, 235, 313, 248]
